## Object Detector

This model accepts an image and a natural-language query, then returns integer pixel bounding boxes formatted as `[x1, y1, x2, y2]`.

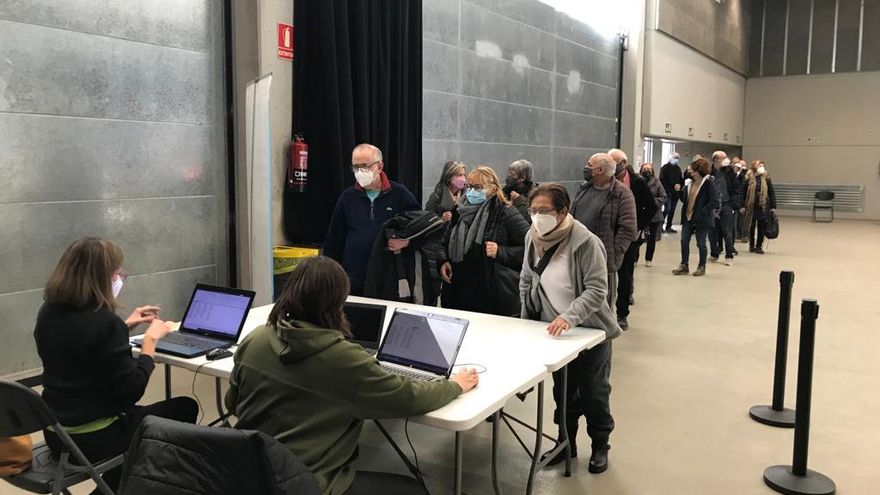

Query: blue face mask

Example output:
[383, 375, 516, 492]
[465, 189, 487, 205]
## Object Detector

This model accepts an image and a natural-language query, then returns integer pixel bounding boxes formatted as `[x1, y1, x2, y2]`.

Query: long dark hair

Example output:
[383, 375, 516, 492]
[267, 256, 351, 336]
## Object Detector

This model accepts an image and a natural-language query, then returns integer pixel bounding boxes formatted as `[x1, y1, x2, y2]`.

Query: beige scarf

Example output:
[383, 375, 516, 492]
[745, 171, 769, 211]
[531, 213, 574, 258]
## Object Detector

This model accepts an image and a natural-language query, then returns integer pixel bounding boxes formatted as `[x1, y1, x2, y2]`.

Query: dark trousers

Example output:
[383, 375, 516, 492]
[645, 221, 662, 261]
[750, 215, 768, 249]
[709, 205, 736, 259]
[346, 471, 425, 494]
[44, 397, 199, 492]
[663, 195, 678, 230]
[734, 208, 743, 239]
[680, 221, 709, 267]
[616, 242, 639, 319]
[551, 342, 614, 448]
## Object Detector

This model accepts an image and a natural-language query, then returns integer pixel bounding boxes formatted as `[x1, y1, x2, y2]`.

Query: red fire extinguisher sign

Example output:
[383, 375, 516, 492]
[289, 134, 308, 192]
[278, 23, 293, 61]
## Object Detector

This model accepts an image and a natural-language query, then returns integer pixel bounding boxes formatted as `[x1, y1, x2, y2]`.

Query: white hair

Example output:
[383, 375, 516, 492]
[589, 153, 616, 177]
[671, 152, 680, 160]
[712, 150, 727, 161]
[608, 148, 628, 164]
[352, 143, 383, 162]
[508, 159, 533, 181]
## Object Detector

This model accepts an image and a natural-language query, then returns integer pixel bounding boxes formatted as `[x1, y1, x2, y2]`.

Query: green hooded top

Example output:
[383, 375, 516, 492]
[225, 319, 462, 495]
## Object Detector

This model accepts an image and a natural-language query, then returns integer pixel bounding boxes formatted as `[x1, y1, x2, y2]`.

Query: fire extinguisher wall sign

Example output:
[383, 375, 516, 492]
[289, 134, 308, 192]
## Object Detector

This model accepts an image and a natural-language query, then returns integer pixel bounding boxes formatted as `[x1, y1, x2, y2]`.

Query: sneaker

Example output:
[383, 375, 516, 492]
[709, 256, 719, 263]
[724, 257, 733, 266]
[693, 266, 706, 276]
[672, 264, 689, 275]
[645, 260, 652, 267]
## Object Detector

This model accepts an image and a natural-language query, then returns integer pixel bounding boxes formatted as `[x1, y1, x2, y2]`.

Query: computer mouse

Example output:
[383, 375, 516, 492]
[206, 348, 233, 361]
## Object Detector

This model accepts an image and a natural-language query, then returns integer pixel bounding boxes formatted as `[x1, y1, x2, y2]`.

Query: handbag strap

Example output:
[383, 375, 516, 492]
[528, 241, 562, 276]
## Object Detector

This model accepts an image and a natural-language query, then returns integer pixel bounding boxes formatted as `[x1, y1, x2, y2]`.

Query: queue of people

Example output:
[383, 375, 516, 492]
[28, 142, 780, 495]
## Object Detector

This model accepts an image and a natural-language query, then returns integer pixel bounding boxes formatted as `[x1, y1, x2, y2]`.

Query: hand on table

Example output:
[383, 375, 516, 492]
[440, 262, 452, 283]
[452, 368, 479, 393]
[485, 241, 498, 258]
[546, 317, 571, 337]
[125, 305, 161, 328]
[387, 238, 410, 252]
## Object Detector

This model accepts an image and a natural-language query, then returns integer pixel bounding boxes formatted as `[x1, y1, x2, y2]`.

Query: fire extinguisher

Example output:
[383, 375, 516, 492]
[288, 134, 308, 192]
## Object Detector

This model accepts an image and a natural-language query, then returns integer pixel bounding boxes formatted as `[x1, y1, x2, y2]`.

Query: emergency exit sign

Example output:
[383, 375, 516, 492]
[278, 22, 293, 61]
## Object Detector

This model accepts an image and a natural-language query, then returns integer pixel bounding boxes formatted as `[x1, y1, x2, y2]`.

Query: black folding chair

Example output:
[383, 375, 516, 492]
[0, 380, 122, 495]
[813, 190, 835, 222]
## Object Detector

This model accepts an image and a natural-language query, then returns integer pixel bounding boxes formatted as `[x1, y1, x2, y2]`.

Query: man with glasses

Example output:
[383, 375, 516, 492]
[324, 143, 420, 295]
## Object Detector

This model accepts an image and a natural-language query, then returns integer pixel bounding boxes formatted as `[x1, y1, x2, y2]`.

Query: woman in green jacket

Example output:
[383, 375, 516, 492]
[225, 256, 478, 495]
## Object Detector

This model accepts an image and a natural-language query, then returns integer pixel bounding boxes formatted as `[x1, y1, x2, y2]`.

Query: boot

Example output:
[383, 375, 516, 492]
[541, 420, 578, 466]
[672, 263, 689, 275]
[588, 443, 610, 474]
[692, 265, 706, 277]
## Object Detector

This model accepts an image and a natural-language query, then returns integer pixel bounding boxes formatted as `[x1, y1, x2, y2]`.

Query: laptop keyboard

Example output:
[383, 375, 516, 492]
[160, 332, 225, 351]
[380, 364, 436, 381]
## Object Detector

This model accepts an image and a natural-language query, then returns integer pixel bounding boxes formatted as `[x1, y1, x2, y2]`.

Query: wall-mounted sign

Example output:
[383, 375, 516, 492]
[278, 22, 293, 61]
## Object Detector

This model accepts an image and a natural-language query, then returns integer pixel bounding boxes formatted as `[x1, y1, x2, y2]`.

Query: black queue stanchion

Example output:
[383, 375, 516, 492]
[750, 270, 796, 428]
[763, 299, 836, 495]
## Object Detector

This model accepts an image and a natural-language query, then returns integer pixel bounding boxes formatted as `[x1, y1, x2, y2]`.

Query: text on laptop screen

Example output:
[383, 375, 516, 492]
[181, 289, 252, 337]
[380, 309, 466, 374]
[344, 303, 385, 346]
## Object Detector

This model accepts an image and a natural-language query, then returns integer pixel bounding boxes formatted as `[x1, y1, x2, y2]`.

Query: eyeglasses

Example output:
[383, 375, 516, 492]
[465, 184, 485, 191]
[351, 161, 379, 173]
[527, 208, 557, 215]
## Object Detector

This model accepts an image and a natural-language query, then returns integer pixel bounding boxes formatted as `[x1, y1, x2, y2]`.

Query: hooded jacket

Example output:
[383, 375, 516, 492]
[225, 320, 461, 495]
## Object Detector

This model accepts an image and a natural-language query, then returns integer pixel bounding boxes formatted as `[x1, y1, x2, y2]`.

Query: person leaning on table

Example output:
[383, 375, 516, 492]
[225, 255, 479, 495]
[33, 237, 198, 492]
[518, 184, 622, 475]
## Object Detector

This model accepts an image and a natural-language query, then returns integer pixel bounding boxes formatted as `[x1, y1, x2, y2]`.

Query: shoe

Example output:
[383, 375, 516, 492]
[629, 295, 634, 305]
[588, 445, 610, 474]
[724, 257, 733, 266]
[693, 266, 706, 276]
[617, 316, 628, 330]
[749, 246, 757, 253]
[665, 228, 677, 233]
[672, 264, 689, 275]
[732, 249, 739, 256]
[709, 256, 719, 263]
[755, 247, 765, 254]
[645, 260, 652, 267]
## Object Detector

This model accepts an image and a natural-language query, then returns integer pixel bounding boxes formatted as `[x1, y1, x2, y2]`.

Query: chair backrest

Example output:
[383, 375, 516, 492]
[0, 380, 59, 437]
[815, 190, 835, 201]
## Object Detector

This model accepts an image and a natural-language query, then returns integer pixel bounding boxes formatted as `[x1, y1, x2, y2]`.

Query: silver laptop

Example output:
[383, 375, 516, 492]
[376, 308, 469, 381]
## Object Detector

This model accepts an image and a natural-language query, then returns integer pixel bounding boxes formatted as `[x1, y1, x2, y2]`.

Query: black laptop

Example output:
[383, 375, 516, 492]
[132, 284, 256, 358]
[343, 301, 387, 355]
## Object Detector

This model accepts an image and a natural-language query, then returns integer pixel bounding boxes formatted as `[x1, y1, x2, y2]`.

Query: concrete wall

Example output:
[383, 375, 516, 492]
[422, 0, 622, 197]
[0, 0, 228, 378]
[743, 72, 880, 219]
[656, 0, 752, 75]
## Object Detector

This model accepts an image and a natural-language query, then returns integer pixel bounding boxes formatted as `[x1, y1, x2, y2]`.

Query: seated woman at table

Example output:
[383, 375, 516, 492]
[225, 256, 478, 495]
[518, 184, 622, 475]
[439, 165, 530, 317]
[34, 237, 199, 491]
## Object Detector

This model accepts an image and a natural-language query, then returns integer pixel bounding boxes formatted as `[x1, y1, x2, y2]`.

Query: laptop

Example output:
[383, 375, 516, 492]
[344, 301, 387, 356]
[132, 284, 256, 358]
[376, 308, 469, 381]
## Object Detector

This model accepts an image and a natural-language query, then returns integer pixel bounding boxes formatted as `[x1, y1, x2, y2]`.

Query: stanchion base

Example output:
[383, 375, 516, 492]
[749, 405, 796, 428]
[764, 465, 836, 495]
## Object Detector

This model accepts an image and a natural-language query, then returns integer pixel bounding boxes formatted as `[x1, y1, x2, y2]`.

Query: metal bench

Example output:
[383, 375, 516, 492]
[774, 184, 865, 216]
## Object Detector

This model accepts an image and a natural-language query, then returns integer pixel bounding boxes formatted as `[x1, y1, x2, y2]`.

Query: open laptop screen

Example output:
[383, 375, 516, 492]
[377, 308, 468, 377]
[180, 286, 254, 339]
[344, 302, 386, 349]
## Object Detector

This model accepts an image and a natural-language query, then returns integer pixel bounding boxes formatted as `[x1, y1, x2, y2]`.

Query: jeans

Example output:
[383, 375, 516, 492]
[616, 242, 639, 319]
[680, 221, 709, 267]
[551, 341, 614, 448]
[645, 221, 662, 261]
[709, 205, 736, 259]
[663, 195, 679, 230]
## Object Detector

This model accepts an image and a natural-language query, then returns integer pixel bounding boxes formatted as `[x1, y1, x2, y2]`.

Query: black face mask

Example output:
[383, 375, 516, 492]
[615, 163, 625, 176]
[505, 176, 518, 188]
[583, 167, 593, 182]
[641, 171, 653, 179]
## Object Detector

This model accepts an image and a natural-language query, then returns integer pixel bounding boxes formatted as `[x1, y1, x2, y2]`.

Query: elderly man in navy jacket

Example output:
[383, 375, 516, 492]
[324, 143, 420, 295]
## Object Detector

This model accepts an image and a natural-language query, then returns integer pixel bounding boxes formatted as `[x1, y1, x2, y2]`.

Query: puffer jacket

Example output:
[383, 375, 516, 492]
[570, 179, 637, 272]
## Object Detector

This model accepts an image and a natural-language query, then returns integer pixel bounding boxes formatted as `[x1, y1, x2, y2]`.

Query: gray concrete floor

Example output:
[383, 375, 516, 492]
[4, 216, 879, 494]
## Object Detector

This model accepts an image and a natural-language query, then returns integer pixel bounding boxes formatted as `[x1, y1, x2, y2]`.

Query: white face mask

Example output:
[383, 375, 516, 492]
[757, 166, 766, 175]
[531, 213, 559, 236]
[354, 168, 375, 188]
[112, 276, 123, 298]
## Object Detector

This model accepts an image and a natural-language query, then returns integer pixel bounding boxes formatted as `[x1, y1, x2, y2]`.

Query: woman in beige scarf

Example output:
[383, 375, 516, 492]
[740, 160, 777, 254]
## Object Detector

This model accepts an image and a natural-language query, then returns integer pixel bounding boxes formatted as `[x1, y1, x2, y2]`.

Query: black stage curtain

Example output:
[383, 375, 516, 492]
[285, 0, 422, 244]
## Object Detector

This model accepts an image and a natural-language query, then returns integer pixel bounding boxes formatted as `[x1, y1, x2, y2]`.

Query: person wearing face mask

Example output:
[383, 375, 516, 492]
[520, 183, 621, 475]
[640, 163, 667, 267]
[741, 160, 777, 254]
[503, 159, 538, 222]
[673, 159, 719, 276]
[709, 154, 743, 265]
[425, 160, 467, 222]
[659, 152, 684, 233]
[439, 166, 529, 316]
[607, 149, 656, 330]
[324, 143, 421, 295]
[571, 153, 637, 311]
[735, 159, 750, 241]
[33, 237, 198, 492]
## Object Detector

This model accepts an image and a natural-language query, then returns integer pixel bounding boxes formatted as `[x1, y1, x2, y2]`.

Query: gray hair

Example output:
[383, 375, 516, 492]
[508, 159, 533, 181]
[352, 143, 383, 163]
[712, 150, 727, 161]
[608, 148, 628, 165]
[588, 153, 616, 178]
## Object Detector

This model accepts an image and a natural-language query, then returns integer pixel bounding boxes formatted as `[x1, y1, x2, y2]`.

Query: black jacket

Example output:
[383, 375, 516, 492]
[118, 416, 320, 495]
[34, 303, 154, 426]
[364, 210, 447, 305]
[711, 166, 743, 209]
[659, 161, 683, 198]
[503, 180, 537, 223]
[441, 197, 530, 317]
[625, 168, 659, 231]
[680, 178, 719, 228]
